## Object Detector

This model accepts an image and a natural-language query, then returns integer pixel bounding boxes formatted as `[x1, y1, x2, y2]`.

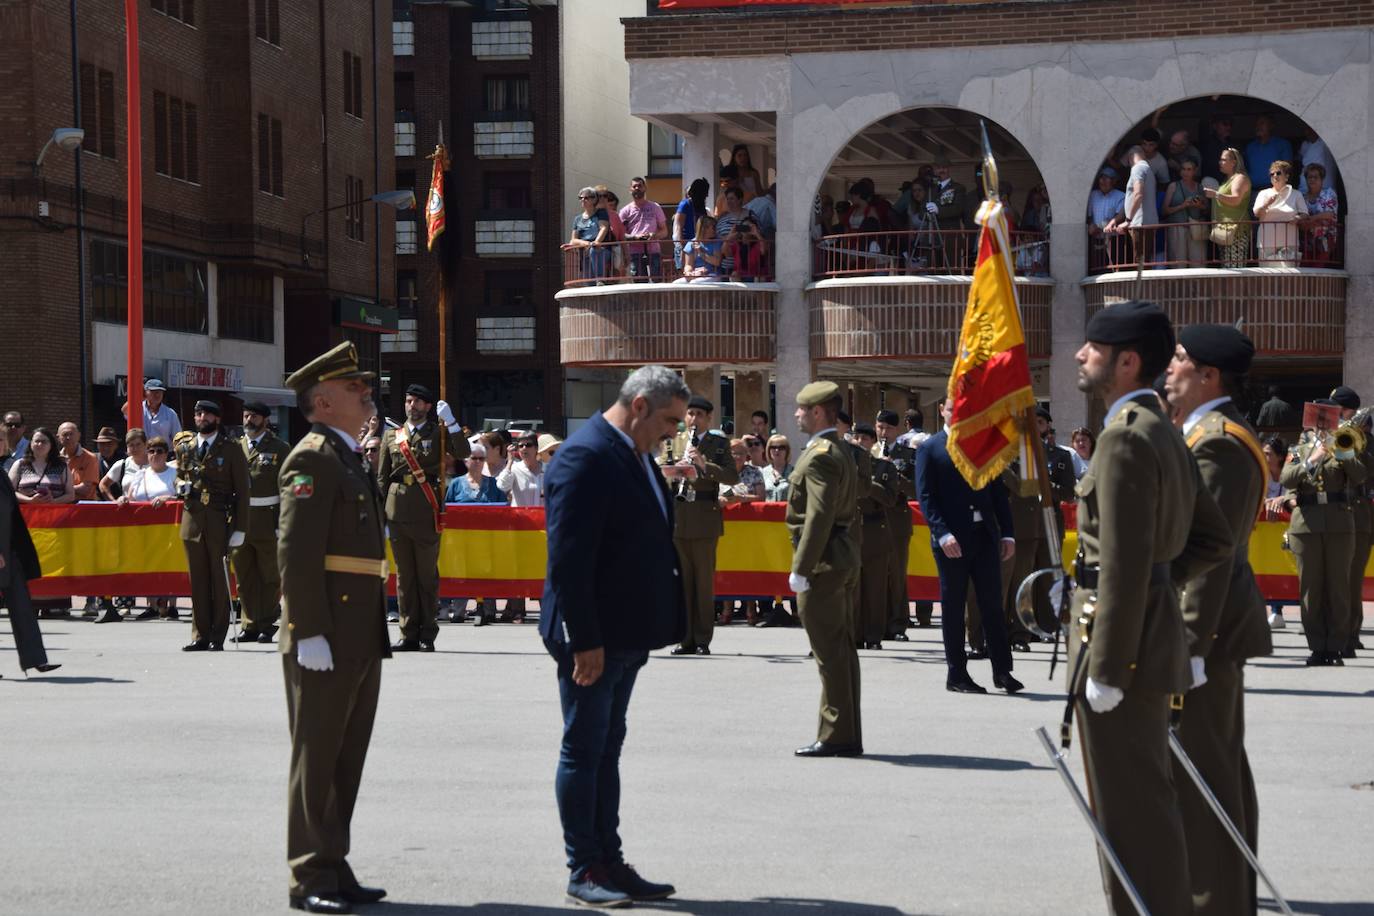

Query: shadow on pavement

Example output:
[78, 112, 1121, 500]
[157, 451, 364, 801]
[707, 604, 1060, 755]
[5, 675, 134, 685]
[1246, 687, 1374, 699]
[380, 902, 920, 916]
[861, 752, 1050, 771]
[1261, 900, 1374, 915]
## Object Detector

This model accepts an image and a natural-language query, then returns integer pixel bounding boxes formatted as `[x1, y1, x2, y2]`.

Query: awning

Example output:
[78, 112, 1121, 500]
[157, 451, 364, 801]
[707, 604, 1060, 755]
[240, 385, 297, 407]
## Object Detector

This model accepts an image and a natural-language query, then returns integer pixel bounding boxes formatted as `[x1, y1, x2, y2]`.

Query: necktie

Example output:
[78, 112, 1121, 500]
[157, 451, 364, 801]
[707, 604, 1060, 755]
[198, 440, 208, 460]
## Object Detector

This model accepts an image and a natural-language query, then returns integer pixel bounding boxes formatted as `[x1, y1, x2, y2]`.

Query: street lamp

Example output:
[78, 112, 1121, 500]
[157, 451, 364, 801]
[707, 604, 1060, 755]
[300, 189, 416, 266]
[30, 127, 85, 176]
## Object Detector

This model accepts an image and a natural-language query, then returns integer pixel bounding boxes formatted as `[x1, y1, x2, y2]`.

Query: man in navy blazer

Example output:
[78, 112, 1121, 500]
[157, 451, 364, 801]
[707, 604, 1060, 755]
[915, 400, 1024, 694]
[540, 365, 689, 908]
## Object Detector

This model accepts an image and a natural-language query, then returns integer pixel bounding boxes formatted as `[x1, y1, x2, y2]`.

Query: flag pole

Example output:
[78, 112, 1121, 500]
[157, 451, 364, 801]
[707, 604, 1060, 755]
[427, 122, 450, 492]
[125, 0, 144, 432]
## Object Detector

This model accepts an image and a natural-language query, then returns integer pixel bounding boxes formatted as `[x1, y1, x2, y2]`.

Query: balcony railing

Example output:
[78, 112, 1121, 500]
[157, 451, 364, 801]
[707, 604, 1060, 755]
[813, 229, 1050, 280]
[1086, 219, 1343, 274]
[561, 239, 776, 288]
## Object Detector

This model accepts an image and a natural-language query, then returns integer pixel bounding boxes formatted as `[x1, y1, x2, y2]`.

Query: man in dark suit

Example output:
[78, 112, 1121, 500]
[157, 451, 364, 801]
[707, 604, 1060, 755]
[1, 470, 59, 676]
[541, 365, 688, 909]
[915, 399, 1022, 694]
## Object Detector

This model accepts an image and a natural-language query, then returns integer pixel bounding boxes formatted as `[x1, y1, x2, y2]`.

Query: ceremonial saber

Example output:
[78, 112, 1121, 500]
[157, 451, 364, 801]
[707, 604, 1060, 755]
[1167, 731, 1294, 916]
[222, 556, 239, 650]
[1035, 727, 1151, 916]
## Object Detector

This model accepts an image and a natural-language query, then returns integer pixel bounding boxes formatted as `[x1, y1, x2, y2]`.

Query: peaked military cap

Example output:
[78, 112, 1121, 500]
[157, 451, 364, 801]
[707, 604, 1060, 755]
[1085, 300, 1174, 350]
[284, 341, 375, 397]
[1330, 386, 1360, 410]
[688, 395, 714, 413]
[796, 380, 841, 407]
[1179, 324, 1255, 374]
[194, 399, 222, 416]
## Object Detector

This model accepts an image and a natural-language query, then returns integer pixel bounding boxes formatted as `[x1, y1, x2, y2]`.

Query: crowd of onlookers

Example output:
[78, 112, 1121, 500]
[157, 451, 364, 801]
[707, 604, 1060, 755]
[1088, 113, 1341, 270]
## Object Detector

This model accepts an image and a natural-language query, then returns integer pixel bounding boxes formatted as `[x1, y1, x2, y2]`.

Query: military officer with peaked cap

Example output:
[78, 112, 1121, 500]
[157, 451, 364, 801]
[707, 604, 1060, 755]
[788, 380, 863, 757]
[278, 341, 392, 914]
[1330, 384, 1372, 658]
[173, 398, 251, 651]
[1165, 323, 1273, 915]
[377, 383, 467, 652]
[1069, 300, 1232, 915]
[231, 400, 292, 643]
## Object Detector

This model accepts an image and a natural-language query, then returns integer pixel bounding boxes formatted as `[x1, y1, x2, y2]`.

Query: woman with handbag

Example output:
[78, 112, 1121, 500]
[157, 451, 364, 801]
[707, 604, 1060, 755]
[1253, 160, 1308, 268]
[1162, 157, 1209, 266]
[1204, 147, 1252, 267]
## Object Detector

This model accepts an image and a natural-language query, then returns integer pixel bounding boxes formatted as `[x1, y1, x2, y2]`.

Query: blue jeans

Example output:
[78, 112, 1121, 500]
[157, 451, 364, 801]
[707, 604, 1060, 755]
[546, 639, 649, 874]
[628, 251, 661, 280]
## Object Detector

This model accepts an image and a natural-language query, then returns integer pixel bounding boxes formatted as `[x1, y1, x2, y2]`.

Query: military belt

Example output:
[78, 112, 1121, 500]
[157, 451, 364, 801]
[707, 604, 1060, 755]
[249, 495, 281, 508]
[1296, 492, 1346, 506]
[1074, 559, 1169, 590]
[323, 555, 389, 579]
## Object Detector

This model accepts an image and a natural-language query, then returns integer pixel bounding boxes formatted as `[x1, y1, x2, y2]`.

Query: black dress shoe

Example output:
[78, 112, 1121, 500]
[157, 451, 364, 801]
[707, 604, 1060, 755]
[696, 646, 711, 656]
[231, 631, 260, 643]
[258, 628, 278, 644]
[338, 884, 386, 904]
[28, 663, 62, 674]
[967, 648, 988, 660]
[182, 640, 211, 652]
[209, 642, 223, 651]
[1305, 651, 1333, 667]
[288, 894, 351, 914]
[94, 608, 123, 624]
[946, 675, 988, 694]
[1010, 639, 1031, 653]
[392, 638, 421, 652]
[794, 741, 863, 758]
[1340, 647, 1357, 659]
[994, 673, 1025, 693]
[134, 608, 159, 621]
[889, 631, 909, 641]
[419, 641, 435, 652]
[670, 646, 696, 655]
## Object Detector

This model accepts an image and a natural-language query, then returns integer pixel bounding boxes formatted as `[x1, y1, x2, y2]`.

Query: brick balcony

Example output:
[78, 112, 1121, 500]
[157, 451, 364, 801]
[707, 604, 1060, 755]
[556, 282, 777, 366]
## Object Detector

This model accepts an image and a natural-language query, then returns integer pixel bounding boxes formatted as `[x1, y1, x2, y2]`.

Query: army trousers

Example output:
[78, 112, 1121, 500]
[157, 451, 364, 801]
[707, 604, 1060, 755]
[1175, 660, 1258, 916]
[390, 521, 440, 644]
[283, 654, 381, 899]
[1290, 530, 1354, 653]
[859, 519, 891, 645]
[232, 533, 281, 633]
[674, 535, 719, 650]
[1349, 526, 1371, 651]
[183, 510, 233, 644]
[885, 530, 914, 634]
[798, 567, 862, 747]
[1077, 688, 1192, 916]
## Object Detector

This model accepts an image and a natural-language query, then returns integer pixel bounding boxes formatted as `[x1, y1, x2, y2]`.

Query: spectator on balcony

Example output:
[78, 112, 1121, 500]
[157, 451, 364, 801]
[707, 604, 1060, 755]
[1255, 388, 1299, 429]
[715, 186, 747, 269]
[903, 181, 940, 272]
[714, 172, 738, 218]
[725, 214, 769, 281]
[679, 215, 724, 282]
[1253, 160, 1307, 267]
[1206, 147, 1252, 267]
[745, 182, 777, 240]
[620, 177, 668, 281]
[761, 435, 793, 501]
[1087, 166, 1127, 269]
[1298, 126, 1337, 194]
[8, 428, 73, 505]
[1116, 145, 1159, 268]
[811, 194, 839, 241]
[932, 156, 970, 269]
[1162, 157, 1209, 266]
[56, 422, 100, 501]
[1301, 162, 1339, 266]
[1016, 184, 1051, 276]
[564, 187, 611, 283]
[100, 429, 149, 501]
[1165, 129, 1202, 182]
[1245, 114, 1293, 191]
[673, 177, 710, 271]
[1120, 128, 1169, 187]
[595, 188, 628, 277]
[728, 144, 764, 202]
[1199, 113, 1235, 183]
[1069, 427, 1096, 479]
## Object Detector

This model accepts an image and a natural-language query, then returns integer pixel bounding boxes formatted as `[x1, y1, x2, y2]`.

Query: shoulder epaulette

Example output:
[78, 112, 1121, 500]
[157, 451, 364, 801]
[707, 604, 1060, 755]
[299, 432, 327, 450]
[172, 430, 196, 446]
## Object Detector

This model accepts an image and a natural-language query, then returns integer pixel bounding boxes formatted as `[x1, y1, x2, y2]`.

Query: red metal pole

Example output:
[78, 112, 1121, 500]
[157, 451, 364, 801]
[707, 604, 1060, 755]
[125, 0, 144, 431]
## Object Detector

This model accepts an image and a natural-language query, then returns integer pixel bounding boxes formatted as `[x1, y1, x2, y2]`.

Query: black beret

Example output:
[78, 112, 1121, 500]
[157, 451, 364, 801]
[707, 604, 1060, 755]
[854, 422, 877, 439]
[1178, 324, 1255, 374]
[687, 395, 714, 413]
[1035, 405, 1053, 422]
[1331, 386, 1360, 410]
[1085, 300, 1175, 352]
[876, 409, 899, 426]
[406, 383, 435, 403]
[1313, 397, 1339, 407]
[194, 399, 221, 416]
[242, 401, 271, 417]
[836, 410, 853, 426]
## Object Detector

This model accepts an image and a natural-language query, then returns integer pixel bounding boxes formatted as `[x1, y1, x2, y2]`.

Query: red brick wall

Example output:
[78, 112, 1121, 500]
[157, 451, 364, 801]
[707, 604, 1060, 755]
[624, 0, 1374, 58]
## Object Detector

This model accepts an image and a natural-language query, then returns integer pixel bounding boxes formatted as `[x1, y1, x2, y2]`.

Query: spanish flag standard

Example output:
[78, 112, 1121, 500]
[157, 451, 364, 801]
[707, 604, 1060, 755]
[425, 142, 449, 251]
[945, 197, 1036, 489]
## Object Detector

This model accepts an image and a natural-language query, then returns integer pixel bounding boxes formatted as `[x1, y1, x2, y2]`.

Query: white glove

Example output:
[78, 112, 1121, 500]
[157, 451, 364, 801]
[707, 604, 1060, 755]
[227, 531, 245, 549]
[788, 572, 810, 595]
[1189, 656, 1208, 690]
[436, 399, 458, 430]
[296, 635, 334, 672]
[925, 201, 939, 214]
[1048, 575, 1075, 611]
[1085, 677, 1124, 714]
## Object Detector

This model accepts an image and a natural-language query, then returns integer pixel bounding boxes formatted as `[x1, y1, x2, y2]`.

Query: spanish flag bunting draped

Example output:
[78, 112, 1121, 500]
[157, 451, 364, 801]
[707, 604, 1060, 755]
[425, 142, 449, 251]
[944, 196, 1037, 489]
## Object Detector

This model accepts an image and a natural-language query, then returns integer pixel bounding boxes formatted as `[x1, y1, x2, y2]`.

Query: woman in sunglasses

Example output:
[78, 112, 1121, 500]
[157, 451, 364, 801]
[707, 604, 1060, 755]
[1253, 159, 1308, 268]
[127, 436, 180, 505]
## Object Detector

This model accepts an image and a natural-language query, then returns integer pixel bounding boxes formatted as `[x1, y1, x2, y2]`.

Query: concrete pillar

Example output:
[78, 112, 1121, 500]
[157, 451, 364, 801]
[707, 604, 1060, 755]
[851, 383, 880, 428]
[682, 121, 721, 201]
[684, 365, 721, 422]
[1343, 210, 1374, 399]
[734, 370, 769, 433]
[774, 108, 812, 447]
[1048, 218, 1089, 431]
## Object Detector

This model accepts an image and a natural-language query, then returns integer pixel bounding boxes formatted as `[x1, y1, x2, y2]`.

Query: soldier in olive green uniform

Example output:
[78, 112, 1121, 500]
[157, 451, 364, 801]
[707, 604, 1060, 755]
[854, 424, 895, 649]
[882, 445, 918, 637]
[1330, 386, 1372, 657]
[1069, 302, 1232, 916]
[1166, 324, 1274, 916]
[789, 381, 862, 757]
[377, 383, 468, 652]
[278, 342, 391, 914]
[665, 396, 737, 656]
[173, 399, 252, 651]
[231, 401, 292, 643]
[1281, 396, 1367, 665]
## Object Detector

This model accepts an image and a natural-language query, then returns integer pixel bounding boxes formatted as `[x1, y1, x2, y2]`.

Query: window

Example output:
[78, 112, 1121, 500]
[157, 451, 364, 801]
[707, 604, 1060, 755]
[482, 271, 534, 317]
[255, 0, 280, 45]
[79, 63, 117, 160]
[151, 0, 195, 27]
[343, 326, 381, 379]
[396, 270, 419, 317]
[649, 124, 683, 177]
[393, 20, 415, 56]
[344, 175, 365, 242]
[258, 113, 284, 197]
[394, 119, 416, 157]
[482, 171, 532, 210]
[153, 91, 199, 183]
[91, 239, 207, 335]
[396, 219, 418, 255]
[342, 51, 364, 119]
[483, 76, 530, 115]
[218, 268, 275, 343]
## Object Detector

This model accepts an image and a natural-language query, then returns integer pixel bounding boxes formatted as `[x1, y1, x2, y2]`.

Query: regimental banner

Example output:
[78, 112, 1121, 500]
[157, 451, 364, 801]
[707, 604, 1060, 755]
[21, 503, 1361, 601]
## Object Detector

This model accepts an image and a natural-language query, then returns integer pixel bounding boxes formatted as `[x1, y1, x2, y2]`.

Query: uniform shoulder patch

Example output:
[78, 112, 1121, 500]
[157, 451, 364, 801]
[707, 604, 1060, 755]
[299, 432, 327, 450]
[289, 473, 315, 498]
[172, 430, 196, 447]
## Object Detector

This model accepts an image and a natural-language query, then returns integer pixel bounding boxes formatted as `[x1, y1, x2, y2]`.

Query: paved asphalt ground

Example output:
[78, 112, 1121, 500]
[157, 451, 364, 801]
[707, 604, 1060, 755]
[3, 603, 1372, 916]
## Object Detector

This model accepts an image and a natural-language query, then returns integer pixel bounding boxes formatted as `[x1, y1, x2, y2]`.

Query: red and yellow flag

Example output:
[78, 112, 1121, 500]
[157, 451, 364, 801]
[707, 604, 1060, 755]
[945, 198, 1036, 488]
[425, 143, 448, 251]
